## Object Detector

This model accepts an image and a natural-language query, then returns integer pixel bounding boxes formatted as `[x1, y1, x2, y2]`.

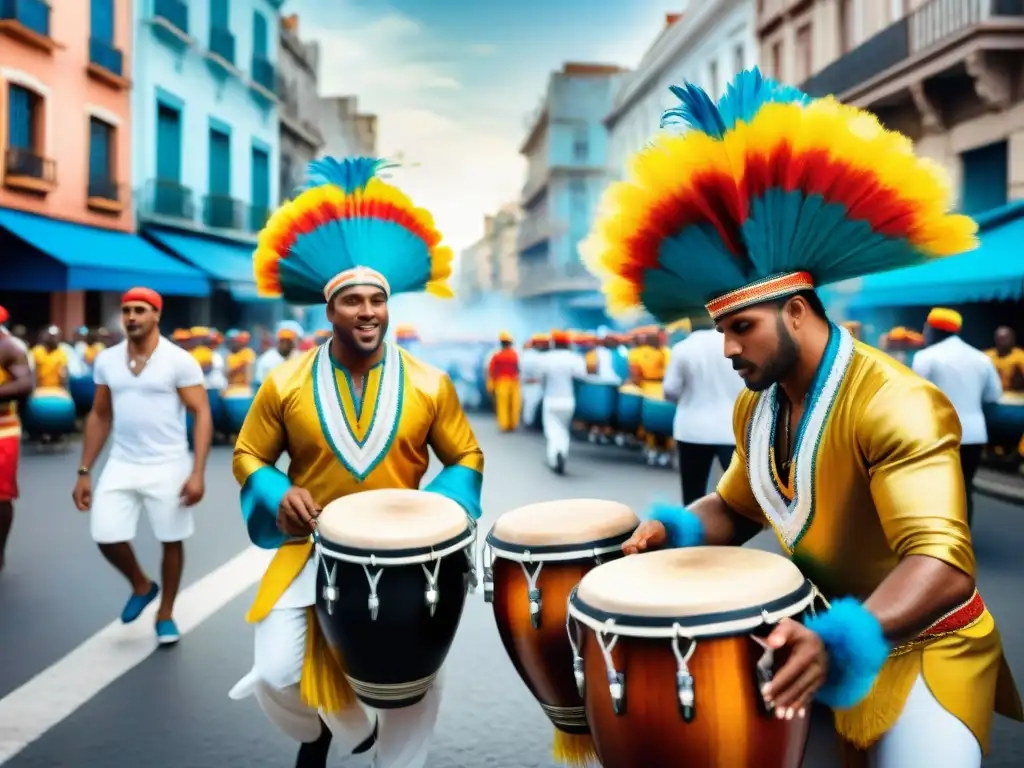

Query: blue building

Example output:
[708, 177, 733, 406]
[131, 0, 284, 330]
[516, 63, 627, 331]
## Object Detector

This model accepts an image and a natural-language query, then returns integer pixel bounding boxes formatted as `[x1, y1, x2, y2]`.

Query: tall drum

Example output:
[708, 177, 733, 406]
[568, 547, 815, 768]
[314, 489, 476, 709]
[485, 499, 639, 766]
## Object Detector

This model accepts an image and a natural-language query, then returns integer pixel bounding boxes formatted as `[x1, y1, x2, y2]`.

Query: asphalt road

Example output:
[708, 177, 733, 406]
[1, 417, 1022, 767]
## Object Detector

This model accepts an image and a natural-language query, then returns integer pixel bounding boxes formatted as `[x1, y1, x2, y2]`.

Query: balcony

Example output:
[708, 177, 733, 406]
[143, 179, 195, 221]
[802, 0, 1024, 120]
[203, 195, 245, 230]
[87, 177, 124, 214]
[206, 25, 239, 76]
[0, 0, 56, 52]
[4, 147, 56, 195]
[247, 204, 271, 234]
[87, 37, 129, 90]
[517, 214, 553, 253]
[249, 55, 277, 102]
[150, 0, 191, 49]
[514, 257, 599, 299]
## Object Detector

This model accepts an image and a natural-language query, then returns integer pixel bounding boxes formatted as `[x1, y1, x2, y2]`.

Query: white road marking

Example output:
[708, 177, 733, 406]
[0, 546, 274, 764]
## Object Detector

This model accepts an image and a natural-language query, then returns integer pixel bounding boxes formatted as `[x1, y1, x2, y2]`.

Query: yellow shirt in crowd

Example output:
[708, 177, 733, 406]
[31, 346, 68, 388]
[986, 347, 1024, 393]
[227, 348, 256, 386]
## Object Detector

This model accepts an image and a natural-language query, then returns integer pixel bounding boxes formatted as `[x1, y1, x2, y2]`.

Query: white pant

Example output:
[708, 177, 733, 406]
[806, 674, 981, 767]
[542, 398, 574, 468]
[90, 456, 194, 544]
[521, 383, 542, 426]
[230, 606, 444, 768]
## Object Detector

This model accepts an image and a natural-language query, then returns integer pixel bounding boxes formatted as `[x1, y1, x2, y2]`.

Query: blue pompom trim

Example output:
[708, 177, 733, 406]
[804, 597, 890, 710]
[647, 503, 705, 548]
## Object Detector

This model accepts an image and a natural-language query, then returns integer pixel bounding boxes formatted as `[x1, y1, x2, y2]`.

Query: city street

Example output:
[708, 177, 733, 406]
[1, 416, 1022, 767]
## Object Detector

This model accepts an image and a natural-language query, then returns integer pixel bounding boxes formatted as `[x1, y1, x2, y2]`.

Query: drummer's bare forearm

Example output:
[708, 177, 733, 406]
[689, 493, 764, 546]
[863, 555, 975, 646]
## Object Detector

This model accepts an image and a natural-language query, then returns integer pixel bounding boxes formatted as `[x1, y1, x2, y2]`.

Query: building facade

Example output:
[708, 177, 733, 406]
[320, 96, 378, 158]
[517, 63, 627, 330]
[606, 4, 757, 182]
[762, 0, 1024, 213]
[457, 203, 521, 300]
[130, 0, 285, 330]
[277, 13, 323, 201]
[1, 0, 209, 332]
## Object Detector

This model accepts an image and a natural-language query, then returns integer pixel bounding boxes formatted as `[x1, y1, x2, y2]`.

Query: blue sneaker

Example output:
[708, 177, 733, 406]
[156, 619, 180, 645]
[120, 582, 159, 624]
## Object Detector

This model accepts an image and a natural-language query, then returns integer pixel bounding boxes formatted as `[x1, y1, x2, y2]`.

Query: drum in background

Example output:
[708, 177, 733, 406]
[615, 385, 643, 434]
[69, 374, 95, 416]
[187, 388, 225, 448]
[985, 393, 1024, 451]
[221, 385, 254, 434]
[641, 397, 675, 439]
[485, 499, 638, 766]
[314, 489, 476, 709]
[569, 547, 814, 768]
[573, 380, 618, 426]
[23, 387, 76, 436]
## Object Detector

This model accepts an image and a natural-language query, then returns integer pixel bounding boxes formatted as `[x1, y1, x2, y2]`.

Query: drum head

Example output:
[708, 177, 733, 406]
[489, 499, 637, 552]
[573, 547, 811, 635]
[318, 489, 467, 550]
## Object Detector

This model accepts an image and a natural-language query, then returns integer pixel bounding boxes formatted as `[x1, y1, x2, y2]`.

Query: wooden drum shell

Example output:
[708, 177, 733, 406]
[581, 630, 809, 768]
[491, 556, 612, 734]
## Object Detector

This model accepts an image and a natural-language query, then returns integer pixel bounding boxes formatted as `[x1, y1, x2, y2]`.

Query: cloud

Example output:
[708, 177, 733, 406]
[468, 43, 497, 56]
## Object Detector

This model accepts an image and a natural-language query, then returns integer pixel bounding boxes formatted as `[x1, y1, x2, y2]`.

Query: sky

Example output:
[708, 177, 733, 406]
[284, 0, 675, 255]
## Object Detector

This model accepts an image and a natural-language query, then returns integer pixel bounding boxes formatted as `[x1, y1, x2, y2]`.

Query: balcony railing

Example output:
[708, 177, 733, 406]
[209, 25, 235, 65]
[251, 55, 276, 95]
[802, 18, 910, 97]
[247, 204, 271, 233]
[145, 179, 194, 220]
[89, 37, 124, 76]
[4, 147, 56, 184]
[203, 195, 244, 230]
[88, 176, 120, 202]
[517, 214, 552, 253]
[0, 0, 51, 38]
[153, 0, 188, 36]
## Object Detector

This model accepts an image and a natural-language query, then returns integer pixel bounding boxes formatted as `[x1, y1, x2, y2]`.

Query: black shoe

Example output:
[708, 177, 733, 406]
[555, 453, 565, 475]
[352, 716, 379, 755]
[295, 719, 332, 768]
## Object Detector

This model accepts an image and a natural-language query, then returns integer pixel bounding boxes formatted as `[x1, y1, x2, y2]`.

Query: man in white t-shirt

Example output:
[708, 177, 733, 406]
[72, 288, 212, 645]
[537, 330, 587, 474]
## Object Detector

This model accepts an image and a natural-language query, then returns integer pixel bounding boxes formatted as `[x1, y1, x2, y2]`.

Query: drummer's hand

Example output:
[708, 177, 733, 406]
[277, 486, 321, 537]
[761, 618, 828, 718]
[72, 475, 92, 512]
[621, 520, 667, 555]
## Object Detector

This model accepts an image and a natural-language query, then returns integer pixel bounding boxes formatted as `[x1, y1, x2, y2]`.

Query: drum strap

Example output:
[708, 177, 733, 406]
[246, 540, 314, 623]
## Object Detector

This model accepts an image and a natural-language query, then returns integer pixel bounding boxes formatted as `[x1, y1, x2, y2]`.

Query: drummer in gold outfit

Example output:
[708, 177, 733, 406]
[584, 69, 1022, 767]
[228, 157, 484, 768]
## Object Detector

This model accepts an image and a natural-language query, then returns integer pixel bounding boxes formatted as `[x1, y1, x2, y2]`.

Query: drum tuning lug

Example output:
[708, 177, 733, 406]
[368, 593, 380, 621]
[425, 585, 439, 616]
[528, 587, 542, 629]
[322, 584, 338, 614]
[573, 657, 586, 697]
[676, 671, 696, 723]
[482, 567, 494, 603]
[608, 672, 626, 716]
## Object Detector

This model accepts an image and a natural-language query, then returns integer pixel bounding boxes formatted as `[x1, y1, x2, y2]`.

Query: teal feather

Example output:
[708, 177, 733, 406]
[302, 156, 395, 193]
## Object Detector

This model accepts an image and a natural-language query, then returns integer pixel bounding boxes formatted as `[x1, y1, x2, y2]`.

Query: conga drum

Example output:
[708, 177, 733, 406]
[313, 488, 476, 709]
[221, 385, 254, 434]
[485, 499, 639, 766]
[24, 387, 76, 436]
[573, 380, 618, 427]
[615, 385, 643, 434]
[640, 397, 675, 440]
[568, 547, 814, 767]
[69, 374, 95, 416]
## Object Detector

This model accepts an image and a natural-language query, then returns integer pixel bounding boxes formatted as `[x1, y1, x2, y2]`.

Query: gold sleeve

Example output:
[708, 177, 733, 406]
[428, 373, 484, 473]
[232, 374, 288, 486]
[858, 380, 975, 577]
[716, 393, 764, 523]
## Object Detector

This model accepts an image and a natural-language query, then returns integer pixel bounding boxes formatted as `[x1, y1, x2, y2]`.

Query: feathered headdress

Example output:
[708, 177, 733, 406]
[254, 157, 454, 304]
[581, 68, 978, 324]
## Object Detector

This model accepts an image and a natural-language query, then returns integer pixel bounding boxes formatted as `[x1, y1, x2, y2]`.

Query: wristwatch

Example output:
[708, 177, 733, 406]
[77, 466, 91, 477]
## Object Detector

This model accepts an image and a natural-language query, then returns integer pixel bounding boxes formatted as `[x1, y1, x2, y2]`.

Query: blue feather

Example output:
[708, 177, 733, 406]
[661, 82, 726, 138]
[804, 597, 889, 709]
[647, 503, 705, 548]
[301, 156, 396, 193]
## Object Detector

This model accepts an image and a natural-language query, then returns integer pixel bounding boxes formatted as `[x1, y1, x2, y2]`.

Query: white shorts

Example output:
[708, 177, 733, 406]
[90, 456, 194, 544]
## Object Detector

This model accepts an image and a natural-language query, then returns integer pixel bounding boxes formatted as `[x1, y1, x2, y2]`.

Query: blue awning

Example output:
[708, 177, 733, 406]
[0, 208, 210, 295]
[840, 203, 1024, 309]
[144, 228, 268, 302]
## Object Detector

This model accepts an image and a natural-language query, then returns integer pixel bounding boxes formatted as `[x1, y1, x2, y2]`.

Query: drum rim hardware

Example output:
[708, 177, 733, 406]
[484, 530, 632, 563]
[316, 526, 475, 566]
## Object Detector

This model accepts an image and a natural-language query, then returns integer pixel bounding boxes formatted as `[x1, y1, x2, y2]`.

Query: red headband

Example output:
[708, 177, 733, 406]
[0, 305, 8, 325]
[121, 287, 163, 312]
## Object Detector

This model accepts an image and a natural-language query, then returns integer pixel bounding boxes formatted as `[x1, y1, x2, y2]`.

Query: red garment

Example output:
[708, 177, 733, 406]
[0, 429, 20, 501]
[488, 348, 519, 380]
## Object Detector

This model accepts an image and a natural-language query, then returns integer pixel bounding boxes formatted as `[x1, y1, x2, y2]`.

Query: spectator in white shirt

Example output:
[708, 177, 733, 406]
[519, 335, 548, 428]
[72, 288, 212, 646]
[912, 308, 1002, 527]
[255, 328, 299, 385]
[663, 324, 745, 504]
[538, 330, 587, 474]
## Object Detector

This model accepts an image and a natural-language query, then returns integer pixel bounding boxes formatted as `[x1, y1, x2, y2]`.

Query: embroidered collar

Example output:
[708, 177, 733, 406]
[747, 324, 855, 551]
[312, 342, 405, 481]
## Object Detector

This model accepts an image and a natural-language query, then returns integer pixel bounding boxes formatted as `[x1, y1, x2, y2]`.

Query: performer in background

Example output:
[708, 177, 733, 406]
[229, 157, 484, 768]
[662, 317, 744, 505]
[519, 333, 548, 429]
[987, 326, 1024, 393]
[585, 69, 1022, 766]
[255, 325, 299, 384]
[537, 329, 586, 475]
[72, 288, 211, 644]
[225, 330, 257, 387]
[31, 327, 68, 389]
[913, 308, 1002, 527]
[488, 331, 520, 432]
[0, 306, 33, 573]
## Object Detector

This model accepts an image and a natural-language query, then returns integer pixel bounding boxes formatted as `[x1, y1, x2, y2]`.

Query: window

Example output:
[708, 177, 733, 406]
[252, 11, 268, 59]
[90, 0, 114, 42]
[771, 40, 783, 80]
[251, 144, 270, 230]
[572, 126, 589, 162]
[795, 24, 812, 82]
[733, 44, 745, 75]
[960, 141, 1008, 215]
[155, 102, 184, 215]
[7, 84, 41, 151]
[207, 127, 233, 226]
[88, 117, 115, 197]
[839, 0, 855, 53]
